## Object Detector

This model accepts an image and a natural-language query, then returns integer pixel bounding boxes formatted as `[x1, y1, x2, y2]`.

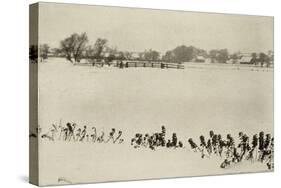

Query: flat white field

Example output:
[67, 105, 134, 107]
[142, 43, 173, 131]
[37, 58, 273, 186]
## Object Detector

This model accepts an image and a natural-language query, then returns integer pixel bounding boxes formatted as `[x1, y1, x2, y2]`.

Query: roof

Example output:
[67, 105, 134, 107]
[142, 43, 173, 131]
[131, 52, 139, 59]
[240, 56, 252, 62]
[196, 56, 205, 60]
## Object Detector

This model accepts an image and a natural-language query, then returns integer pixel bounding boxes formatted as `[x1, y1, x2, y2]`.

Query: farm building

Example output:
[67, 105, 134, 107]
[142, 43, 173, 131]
[239, 56, 253, 64]
[100, 52, 111, 58]
[194, 56, 206, 63]
[227, 58, 239, 64]
[131, 52, 140, 60]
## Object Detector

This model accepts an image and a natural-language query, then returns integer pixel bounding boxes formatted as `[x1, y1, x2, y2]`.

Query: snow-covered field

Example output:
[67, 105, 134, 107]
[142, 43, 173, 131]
[37, 58, 273, 186]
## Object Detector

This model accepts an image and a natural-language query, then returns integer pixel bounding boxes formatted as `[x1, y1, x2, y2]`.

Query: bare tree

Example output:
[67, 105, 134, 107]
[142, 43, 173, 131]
[162, 50, 175, 62]
[123, 51, 133, 60]
[251, 53, 258, 65]
[259, 52, 270, 67]
[73, 33, 88, 62]
[60, 36, 75, 62]
[52, 48, 63, 57]
[163, 45, 204, 63]
[60, 32, 88, 63]
[143, 49, 160, 61]
[39, 44, 50, 62]
[93, 38, 108, 59]
[85, 38, 108, 59]
[230, 53, 239, 64]
[209, 49, 229, 63]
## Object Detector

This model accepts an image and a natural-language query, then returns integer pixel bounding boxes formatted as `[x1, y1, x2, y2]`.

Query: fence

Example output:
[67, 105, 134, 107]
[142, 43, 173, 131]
[119, 61, 184, 69]
[76, 59, 184, 69]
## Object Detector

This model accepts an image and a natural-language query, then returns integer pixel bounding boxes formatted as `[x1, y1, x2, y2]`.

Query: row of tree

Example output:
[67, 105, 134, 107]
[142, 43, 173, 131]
[162, 45, 208, 63]
[29, 44, 50, 63]
[37, 32, 272, 64]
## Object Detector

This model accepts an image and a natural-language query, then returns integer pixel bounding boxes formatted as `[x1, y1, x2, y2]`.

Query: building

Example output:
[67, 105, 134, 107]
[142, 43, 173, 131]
[239, 56, 253, 64]
[194, 56, 206, 63]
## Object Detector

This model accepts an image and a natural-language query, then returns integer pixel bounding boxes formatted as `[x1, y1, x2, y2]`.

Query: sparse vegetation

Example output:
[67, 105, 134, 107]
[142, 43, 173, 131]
[35, 32, 272, 68]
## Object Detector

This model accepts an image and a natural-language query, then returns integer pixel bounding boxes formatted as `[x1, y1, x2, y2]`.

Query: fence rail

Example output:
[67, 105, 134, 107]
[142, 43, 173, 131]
[124, 61, 184, 69]
[76, 59, 184, 69]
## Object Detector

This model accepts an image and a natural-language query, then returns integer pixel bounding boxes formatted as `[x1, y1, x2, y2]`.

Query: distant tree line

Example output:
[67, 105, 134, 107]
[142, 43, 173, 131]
[31, 32, 273, 65]
[29, 44, 50, 63]
[250, 52, 272, 67]
[163, 45, 208, 63]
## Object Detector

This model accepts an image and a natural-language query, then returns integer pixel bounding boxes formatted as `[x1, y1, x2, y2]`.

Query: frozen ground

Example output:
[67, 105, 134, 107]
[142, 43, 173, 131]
[37, 58, 273, 185]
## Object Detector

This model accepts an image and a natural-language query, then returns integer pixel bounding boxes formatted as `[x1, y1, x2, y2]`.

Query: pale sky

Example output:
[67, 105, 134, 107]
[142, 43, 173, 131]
[38, 2, 273, 54]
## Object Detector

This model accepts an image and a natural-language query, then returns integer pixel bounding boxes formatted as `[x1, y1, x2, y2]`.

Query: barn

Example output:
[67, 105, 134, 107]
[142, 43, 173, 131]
[194, 56, 206, 63]
[239, 56, 253, 64]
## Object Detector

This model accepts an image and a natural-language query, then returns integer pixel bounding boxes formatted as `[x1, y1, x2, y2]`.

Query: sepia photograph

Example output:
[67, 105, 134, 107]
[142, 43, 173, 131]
[29, 2, 274, 186]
